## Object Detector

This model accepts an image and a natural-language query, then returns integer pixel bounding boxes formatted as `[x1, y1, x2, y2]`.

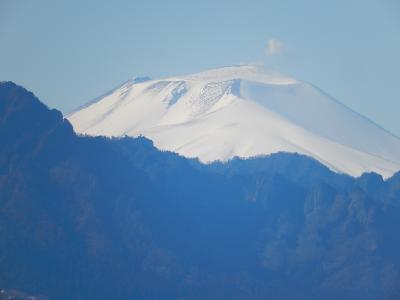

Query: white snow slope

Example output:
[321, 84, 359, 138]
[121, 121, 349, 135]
[67, 65, 400, 178]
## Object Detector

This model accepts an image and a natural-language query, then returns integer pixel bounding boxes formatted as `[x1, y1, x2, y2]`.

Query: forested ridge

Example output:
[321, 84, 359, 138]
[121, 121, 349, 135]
[1, 82, 400, 299]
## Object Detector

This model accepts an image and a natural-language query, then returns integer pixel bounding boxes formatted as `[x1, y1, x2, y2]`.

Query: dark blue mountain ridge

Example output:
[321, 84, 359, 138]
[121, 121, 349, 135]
[0, 81, 400, 300]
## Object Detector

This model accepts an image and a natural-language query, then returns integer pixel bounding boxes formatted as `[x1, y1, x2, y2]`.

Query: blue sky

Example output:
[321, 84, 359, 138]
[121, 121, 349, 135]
[1, 0, 400, 136]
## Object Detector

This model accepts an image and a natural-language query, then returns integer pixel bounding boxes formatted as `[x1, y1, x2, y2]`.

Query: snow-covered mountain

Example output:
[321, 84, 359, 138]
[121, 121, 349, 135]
[67, 65, 400, 178]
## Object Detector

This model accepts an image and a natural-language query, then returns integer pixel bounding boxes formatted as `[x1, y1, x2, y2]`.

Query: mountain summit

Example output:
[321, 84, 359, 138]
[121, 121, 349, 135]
[68, 65, 400, 178]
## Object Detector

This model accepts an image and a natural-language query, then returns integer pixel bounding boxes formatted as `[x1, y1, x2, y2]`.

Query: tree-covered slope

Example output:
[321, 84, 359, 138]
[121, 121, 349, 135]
[1, 82, 400, 299]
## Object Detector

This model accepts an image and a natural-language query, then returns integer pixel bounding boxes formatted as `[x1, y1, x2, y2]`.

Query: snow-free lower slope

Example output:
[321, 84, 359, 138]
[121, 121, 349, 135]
[67, 65, 400, 178]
